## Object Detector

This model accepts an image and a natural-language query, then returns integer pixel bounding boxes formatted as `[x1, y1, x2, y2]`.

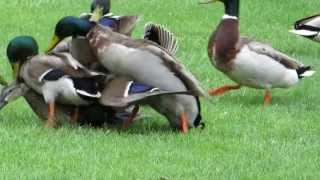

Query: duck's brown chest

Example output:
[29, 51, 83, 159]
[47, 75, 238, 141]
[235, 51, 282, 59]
[208, 19, 239, 71]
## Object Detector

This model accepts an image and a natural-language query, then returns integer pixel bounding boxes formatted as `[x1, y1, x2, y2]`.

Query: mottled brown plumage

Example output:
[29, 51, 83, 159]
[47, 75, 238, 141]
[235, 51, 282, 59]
[85, 25, 205, 131]
[88, 25, 206, 97]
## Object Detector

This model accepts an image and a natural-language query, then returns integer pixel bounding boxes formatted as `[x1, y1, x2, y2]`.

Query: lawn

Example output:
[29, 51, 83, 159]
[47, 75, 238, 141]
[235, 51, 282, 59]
[0, 0, 320, 179]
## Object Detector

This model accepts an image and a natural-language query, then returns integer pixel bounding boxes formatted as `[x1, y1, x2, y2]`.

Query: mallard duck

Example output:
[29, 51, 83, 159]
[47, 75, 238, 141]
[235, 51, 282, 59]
[51, 0, 140, 68]
[46, 16, 206, 133]
[290, 14, 320, 42]
[91, 0, 110, 15]
[7, 36, 190, 128]
[201, 0, 315, 104]
[7, 36, 107, 127]
[67, 14, 140, 69]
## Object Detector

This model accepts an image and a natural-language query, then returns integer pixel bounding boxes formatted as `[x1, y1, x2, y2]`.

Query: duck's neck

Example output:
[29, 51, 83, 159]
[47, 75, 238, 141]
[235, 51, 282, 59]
[222, 0, 239, 20]
[208, 0, 240, 64]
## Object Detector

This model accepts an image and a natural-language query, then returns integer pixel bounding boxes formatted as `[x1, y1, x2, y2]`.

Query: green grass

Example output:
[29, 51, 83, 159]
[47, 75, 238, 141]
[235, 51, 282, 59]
[0, 0, 320, 179]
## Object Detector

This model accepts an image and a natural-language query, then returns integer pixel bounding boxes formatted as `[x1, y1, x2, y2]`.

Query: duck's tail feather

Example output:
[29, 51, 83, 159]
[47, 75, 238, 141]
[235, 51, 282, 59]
[144, 22, 179, 55]
[297, 66, 315, 78]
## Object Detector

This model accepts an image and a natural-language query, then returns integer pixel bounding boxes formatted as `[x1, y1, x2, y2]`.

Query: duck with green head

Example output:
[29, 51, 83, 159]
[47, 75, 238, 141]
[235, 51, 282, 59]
[50, 0, 140, 69]
[6, 36, 190, 128]
[7, 36, 107, 127]
[46, 12, 206, 133]
[202, 0, 315, 104]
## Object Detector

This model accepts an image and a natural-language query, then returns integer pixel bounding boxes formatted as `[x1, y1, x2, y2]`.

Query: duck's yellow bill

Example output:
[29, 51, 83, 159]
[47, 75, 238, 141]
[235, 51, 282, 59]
[45, 35, 61, 53]
[12, 63, 20, 80]
[90, 5, 103, 22]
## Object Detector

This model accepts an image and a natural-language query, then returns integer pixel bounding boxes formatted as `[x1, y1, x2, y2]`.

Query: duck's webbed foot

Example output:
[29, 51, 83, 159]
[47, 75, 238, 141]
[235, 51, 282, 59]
[180, 112, 189, 134]
[263, 90, 272, 105]
[69, 107, 79, 124]
[123, 105, 140, 129]
[208, 84, 241, 96]
[45, 102, 57, 128]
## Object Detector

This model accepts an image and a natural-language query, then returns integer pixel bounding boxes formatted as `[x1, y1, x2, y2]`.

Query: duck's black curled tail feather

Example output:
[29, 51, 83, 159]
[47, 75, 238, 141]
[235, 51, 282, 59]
[144, 23, 179, 55]
[193, 97, 205, 129]
[297, 66, 315, 79]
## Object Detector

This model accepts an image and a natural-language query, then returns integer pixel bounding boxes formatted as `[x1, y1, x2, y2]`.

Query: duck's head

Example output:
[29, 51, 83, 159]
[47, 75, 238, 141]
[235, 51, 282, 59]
[91, 0, 111, 15]
[7, 36, 39, 80]
[199, 0, 239, 18]
[46, 16, 94, 53]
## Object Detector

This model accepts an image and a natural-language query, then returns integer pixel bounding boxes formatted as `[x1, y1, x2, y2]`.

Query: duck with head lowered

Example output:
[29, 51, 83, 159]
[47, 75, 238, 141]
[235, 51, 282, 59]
[202, 0, 315, 104]
[46, 12, 206, 133]
[6, 36, 190, 128]
[7, 36, 106, 127]
[290, 14, 320, 42]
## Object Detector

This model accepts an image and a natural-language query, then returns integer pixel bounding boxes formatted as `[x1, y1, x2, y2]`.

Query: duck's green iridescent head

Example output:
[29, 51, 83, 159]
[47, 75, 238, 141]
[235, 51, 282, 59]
[7, 36, 39, 79]
[46, 16, 94, 53]
[199, 0, 239, 17]
[91, 0, 111, 15]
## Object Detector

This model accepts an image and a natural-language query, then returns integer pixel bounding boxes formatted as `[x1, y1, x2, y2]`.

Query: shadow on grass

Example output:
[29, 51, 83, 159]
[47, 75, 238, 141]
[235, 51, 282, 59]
[74, 117, 182, 135]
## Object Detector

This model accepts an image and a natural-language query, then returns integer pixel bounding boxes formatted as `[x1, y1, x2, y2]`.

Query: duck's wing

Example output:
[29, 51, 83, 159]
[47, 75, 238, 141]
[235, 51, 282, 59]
[23, 54, 98, 85]
[50, 39, 71, 53]
[88, 25, 207, 97]
[144, 23, 179, 55]
[294, 14, 320, 31]
[99, 76, 193, 107]
[105, 15, 141, 36]
[241, 38, 303, 70]
[49, 52, 86, 70]
[290, 14, 320, 37]
[141, 44, 207, 96]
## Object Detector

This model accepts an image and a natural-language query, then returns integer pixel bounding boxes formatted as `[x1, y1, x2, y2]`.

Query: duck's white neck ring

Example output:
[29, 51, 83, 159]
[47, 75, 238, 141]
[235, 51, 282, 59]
[222, 14, 238, 20]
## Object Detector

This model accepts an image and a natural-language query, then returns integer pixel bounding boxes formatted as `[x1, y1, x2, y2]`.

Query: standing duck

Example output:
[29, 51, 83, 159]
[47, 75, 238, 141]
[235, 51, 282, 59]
[203, 0, 315, 104]
[290, 14, 320, 42]
[46, 16, 206, 133]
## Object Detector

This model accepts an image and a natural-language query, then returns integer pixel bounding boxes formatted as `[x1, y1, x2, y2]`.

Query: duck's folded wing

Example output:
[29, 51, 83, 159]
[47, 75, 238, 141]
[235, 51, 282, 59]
[294, 14, 320, 31]
[108, 15, 140, 36]
[99, 77, 193, 107]
[50, 52, 86, 70]
[140, 44, 207, 97]
[246, 39, 302, 69]
[50, 39, 71, 53]
[88, 25, 206, 97]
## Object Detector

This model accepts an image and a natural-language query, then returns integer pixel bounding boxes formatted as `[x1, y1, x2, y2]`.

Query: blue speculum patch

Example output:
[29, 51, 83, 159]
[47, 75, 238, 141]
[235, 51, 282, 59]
[99, 17, 115, 27]
[129, 82, 156, 94]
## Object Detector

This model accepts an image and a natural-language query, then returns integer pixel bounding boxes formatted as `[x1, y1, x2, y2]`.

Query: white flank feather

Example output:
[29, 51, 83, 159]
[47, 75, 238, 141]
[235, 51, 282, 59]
[289, 29, 318, 36]
[301, 70, 316, 77]
[76, 89, 101, 98]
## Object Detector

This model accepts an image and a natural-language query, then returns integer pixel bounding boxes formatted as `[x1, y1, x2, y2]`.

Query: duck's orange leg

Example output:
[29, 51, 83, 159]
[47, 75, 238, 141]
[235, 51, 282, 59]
[70, 107, 79, 124]
[45, 102, 56, 128]
[264, 90, 272, 105]
[208, 85, 241, 96]
[180, 112, 189, 134]
[123, 106, 140, 129]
